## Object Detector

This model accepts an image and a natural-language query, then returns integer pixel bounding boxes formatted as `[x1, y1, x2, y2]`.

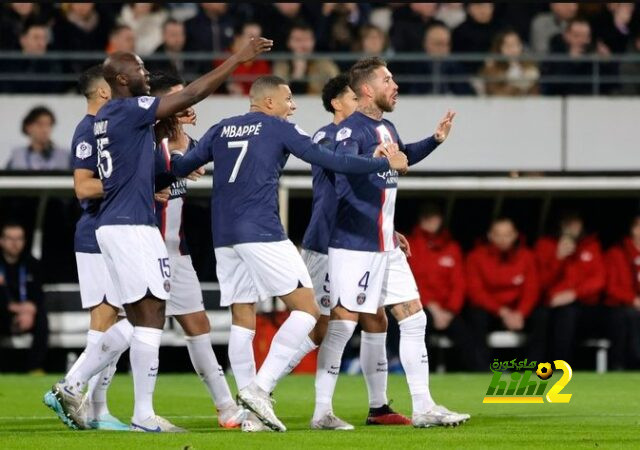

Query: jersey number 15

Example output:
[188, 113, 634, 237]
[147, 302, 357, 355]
[96, 137, 112, 179]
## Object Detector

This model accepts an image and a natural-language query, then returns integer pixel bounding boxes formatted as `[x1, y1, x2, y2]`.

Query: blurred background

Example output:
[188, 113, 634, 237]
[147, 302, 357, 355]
[0, 2, 639, 375]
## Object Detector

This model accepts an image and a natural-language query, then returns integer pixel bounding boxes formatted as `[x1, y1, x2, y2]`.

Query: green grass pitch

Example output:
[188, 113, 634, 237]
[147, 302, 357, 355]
[1, 372, 639, 449]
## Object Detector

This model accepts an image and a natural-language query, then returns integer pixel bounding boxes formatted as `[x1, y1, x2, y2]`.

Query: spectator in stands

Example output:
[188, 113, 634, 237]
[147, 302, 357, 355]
[390, 3, 444, 52]
[529, 2, 578, 54]
[220, 22, 271, 96]
[6, 106, 68, 170]
[0, 222, 48, 373]
[406, 203, 476, 370]
[592, 3, 636, 54]
[465, 217, 545, 370]
[435, 3, 466, 30]
[273, 22, 339, 95]
[0, 21, 65, 94]
[603, 214, 640, 369]
[253, 3, 317, 52]
[147, 19, 187, 78]
[535, 210, 606, 364]
[105, 24, 135, 54]
[185, 3, 235, 53]
[316, 3, 369, 53]
[358, 24, 389, 55]
[543, 18, 596, 95]
[52, 3, 113, 52]
[618, 30, 640, 95]
[479, 29, 540, 96]
[452, 3, 501, 73]
[117, 2, 168, 56]
[0, 2, 52, 50]
[401, 23, 474, 95]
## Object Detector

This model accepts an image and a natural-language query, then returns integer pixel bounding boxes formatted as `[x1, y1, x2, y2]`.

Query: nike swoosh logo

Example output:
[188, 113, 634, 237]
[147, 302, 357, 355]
[377, 362, 387, 366]
[421, 354, 428, 358]
[330, 365, 340, 370]
[150, 367, 158, 371]
[132, 423, 161, 432]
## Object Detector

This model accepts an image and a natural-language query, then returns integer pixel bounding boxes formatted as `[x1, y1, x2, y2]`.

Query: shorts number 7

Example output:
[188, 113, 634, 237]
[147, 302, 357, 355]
[228, 140, 249, 183]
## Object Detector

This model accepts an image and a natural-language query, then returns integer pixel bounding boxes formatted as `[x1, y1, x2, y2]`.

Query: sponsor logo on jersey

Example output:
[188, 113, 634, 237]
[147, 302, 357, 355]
[75, 141, 93, 159]
[336, 127, 352, 141]
[357, 292, 366, 305]
[137, 96, 155, 110]
[169, 178, 188, 199]
[376, 169, 399, 185]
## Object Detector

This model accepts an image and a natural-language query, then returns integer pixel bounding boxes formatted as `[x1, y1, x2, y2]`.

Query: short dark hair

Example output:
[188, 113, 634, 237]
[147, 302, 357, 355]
[77, 65, 104, 99]
[21, 106, 55, 135]
[565, 17, 590, 32]
[249, 75, 288, 99]
[349, 56, 387, 95]
[109, 24, 132, 39]
[0, 220, 25, 237]
[489, 215, 516, 230]
[162, 18, 183, 31]
[321, 74, 351, 114]
[149, 71, 185, 96]
[418, 201, 443, 219]
[19, 19, 48, 38]
[289, 20, 313, 35]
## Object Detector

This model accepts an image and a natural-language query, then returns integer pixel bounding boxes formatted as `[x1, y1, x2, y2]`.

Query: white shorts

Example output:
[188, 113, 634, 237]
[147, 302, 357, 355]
[96, 225, 171, 305]
[166, 254, 205, 316]
[75, 252, 121, 310]
[328, 246, 419, 314]
[215, 239, 313, 307]
[301, 249, 334, 316]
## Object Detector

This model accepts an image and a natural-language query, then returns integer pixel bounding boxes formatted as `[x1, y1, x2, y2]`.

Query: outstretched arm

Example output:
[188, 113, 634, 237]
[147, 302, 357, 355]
[170, 126, 217, 177]
[156, 37, 273, 119]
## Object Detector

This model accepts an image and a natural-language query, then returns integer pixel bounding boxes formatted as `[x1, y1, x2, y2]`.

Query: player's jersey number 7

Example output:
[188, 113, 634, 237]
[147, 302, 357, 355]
[227, 140, 248, 183]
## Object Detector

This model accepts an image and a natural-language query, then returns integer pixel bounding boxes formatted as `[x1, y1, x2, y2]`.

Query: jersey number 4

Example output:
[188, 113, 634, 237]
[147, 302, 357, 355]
[228, 140, 248, 183]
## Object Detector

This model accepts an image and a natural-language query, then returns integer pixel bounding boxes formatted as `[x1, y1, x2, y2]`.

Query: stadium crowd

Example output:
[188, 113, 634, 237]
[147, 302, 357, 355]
[1, 2, 640, 95]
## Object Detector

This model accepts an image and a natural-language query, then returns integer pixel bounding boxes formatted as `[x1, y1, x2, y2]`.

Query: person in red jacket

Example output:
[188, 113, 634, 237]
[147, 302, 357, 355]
[604, 214, 640, 369]
[465, 217, 546, 370]
[407, 202, 476, 371]
[535, 210, 606, 364]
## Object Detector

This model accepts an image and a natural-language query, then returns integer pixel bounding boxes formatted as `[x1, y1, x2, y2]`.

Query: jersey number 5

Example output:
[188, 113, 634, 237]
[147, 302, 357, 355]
[96, 137, 112, 179]
[228, 140, 248, 183]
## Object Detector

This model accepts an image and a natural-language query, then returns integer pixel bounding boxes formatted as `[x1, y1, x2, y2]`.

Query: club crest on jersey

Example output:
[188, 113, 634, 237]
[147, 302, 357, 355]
[313, 131, 326, 144]
[137, 96, 154, 110]
[163, 279, 171, 292]
[336, 127, 352, 141]
[75, 141, 92, 159]
[320, 295, 331, 308]
[357, 292, 366, 305]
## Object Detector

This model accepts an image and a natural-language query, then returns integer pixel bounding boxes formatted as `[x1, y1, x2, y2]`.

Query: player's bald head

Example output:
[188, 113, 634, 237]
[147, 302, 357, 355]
[102, 51, 150, 96]
[249, 75, 288, 103]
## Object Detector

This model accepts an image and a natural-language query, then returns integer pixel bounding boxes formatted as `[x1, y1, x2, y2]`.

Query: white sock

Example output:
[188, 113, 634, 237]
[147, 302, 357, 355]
[228, 325, 256, 391]
[67, 319, 134, 389]
[130, 326, 163, 422]
[84, 330, 108, 419]
[398, 311, 435, 414]
[275, 335, 317, 383]
[360, 331, 389, 408]
[185, 333, 234, 409]
[255, 311, 317, 394]
[312, 320, 356, 421]
[67, 329, 101, 379]
[90, 356, 120, 419]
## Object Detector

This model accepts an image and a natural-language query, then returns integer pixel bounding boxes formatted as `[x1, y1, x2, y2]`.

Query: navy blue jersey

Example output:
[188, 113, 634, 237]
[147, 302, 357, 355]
[154, 136, 197, 256]
[329, 112, 440, 252]
[171, 111, 391, 248]
[93, 96, 160, 227]
[71, 114, 101, 253]
[301, 122, 339, 255]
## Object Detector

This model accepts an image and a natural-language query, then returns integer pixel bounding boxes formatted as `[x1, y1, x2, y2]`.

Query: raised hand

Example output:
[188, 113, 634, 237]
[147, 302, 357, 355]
[434, 110, 456, 143]
[236, 37, 273, 63]
[177, 107, 196, 126]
